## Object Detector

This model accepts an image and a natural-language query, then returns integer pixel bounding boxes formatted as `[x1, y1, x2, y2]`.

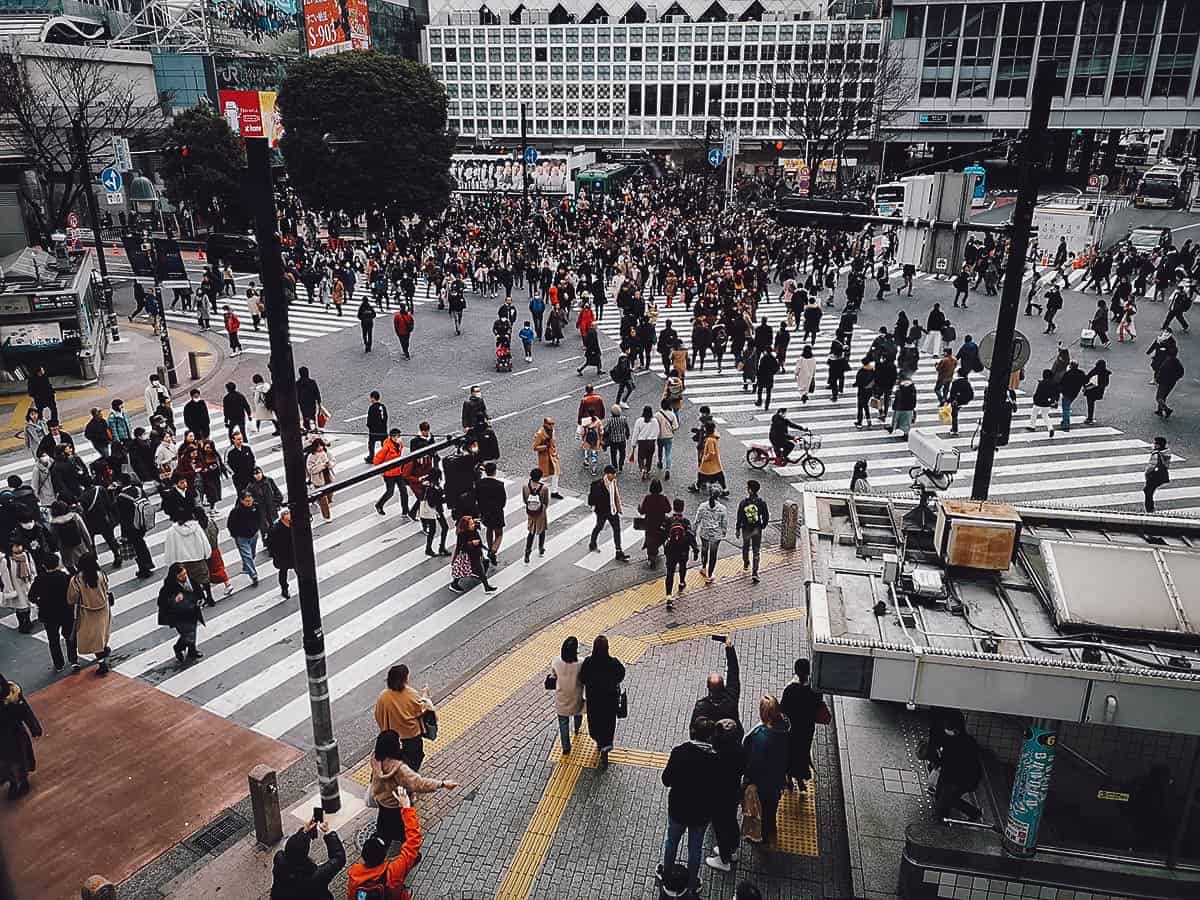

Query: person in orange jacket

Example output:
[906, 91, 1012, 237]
[373, 429, 414, 519]
[346, 787, 422, 900]
[577, 301, 595, 337]
[393, 306, 414, 360]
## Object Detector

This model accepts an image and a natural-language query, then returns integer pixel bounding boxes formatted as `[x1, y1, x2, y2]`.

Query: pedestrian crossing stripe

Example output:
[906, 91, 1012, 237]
[0, 416, 677, 742]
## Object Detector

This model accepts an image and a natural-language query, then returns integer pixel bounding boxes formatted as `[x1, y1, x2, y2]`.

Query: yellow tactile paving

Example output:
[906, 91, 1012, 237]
[775, 785, 820, 856]
[639, 606, 809, 646]
[494, 759, 584, 900]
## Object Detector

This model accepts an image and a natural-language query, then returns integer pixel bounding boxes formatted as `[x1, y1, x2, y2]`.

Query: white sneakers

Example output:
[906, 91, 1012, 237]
[704, 854, 731, 872]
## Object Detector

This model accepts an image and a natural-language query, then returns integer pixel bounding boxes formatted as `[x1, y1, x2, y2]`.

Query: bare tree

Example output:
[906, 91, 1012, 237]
[0, 46, 167, 241]
[760, 42, 915, 191]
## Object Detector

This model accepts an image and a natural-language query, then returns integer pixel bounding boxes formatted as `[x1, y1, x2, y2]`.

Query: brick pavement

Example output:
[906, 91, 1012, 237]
[322, 552, 854, 900]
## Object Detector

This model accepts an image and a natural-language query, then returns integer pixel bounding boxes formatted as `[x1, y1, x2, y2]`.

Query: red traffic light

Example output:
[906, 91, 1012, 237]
[181, 146, 189, 157]
[774, 141, 785, 152]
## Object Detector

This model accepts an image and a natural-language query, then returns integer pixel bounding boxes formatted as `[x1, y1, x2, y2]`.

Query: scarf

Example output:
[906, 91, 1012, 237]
[10, 552, 32, 582]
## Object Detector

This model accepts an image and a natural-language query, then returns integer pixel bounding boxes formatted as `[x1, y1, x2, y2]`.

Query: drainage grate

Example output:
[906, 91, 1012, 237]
[186, 811, 247, 855]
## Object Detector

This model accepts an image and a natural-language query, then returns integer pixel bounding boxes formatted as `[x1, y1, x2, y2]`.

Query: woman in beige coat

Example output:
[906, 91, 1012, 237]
[369, 729, 457, 848]
[532, 417, 563, 499]
[67, 553, 112, 676]
[550, 636, 585, 755]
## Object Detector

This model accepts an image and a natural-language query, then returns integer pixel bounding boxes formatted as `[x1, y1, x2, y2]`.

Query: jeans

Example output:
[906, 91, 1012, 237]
[557, 713, 582, 754]
[666, 556, 689, 594]
[662, 816, 706, 893]
[583, 448, 599, 472]
[741, 527, 762, 575]
[701, 538, 720, 577]
[1060, 397, 1073, 429]
[235, 535, 258, 581]
[615, 381, 634, 405]
[657, 438, 673, 472]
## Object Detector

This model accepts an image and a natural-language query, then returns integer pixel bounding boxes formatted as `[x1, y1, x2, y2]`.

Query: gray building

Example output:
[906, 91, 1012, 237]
[887, 0, 1200, 146]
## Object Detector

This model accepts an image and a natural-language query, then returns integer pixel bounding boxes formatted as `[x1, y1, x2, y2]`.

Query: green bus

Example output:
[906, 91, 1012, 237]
[574, 163, 637, 198]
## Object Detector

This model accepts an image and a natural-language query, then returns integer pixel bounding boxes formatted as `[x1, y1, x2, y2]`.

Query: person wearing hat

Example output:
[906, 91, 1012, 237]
[268, 817, 345, 899]
[345, 787, 421, 899]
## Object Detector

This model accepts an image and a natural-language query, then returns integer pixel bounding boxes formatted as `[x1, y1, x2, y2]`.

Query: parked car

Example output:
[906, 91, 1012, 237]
[1125, 226, 1172, 254]
[206, 233, 259, 272]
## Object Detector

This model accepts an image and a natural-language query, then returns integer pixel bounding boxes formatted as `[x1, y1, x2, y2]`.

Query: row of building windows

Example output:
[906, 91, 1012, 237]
[897, 0, 1199, 100]
[430, 39, 881, 63]
[447, 117, 860, 138]
[432, 60, 878, 82]
[446, 81, 876, 103]
[427, 21, 884, 45]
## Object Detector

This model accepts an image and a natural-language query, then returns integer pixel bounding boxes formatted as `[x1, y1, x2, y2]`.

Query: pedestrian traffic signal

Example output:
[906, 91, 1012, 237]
[774, 141, 785, 153]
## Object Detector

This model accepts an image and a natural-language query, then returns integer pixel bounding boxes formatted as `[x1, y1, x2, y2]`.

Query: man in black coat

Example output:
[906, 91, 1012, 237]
[1058, 361, 1087, 432]
[115, 476, 155, 578]
[28, 553, 76, 671]
[161, 474, 199, 523]
[269, 819, 345, 900]
[296, 366, 321, 432]
[586, 466, 629, 561]
[461, 385, 488, 430]
[365, 390, 388, 464]
[754, 348, 780, 409]
[692, 638, 742, 737]
[222, 382, 252, 442]
[660, 716, 719, 895]
[1155, 348, 1184, 419]
[477, 461, 507, 566]
[267, 509, 296, 599]
[183, 388, 211, 439]
[79, 482, 121, 568]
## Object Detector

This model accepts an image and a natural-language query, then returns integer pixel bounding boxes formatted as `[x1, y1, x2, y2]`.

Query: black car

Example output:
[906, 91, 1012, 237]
[206, 233, 259, 272]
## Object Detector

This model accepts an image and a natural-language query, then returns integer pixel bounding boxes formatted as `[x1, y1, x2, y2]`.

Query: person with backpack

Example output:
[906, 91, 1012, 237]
[736, 480, 769, 584]
[79, 482, 121, 569]
[663, 498, 699, 611]
[579, 415, 604, 476]
[947, 369, 974, 436]
[111, 476, 153, 579]
[611, 351, 635, 407]
[269, 818, 345, 900]
[48, 500, 92, 572]
[521, 467, 550, 563]
[345, 792, 421, 900]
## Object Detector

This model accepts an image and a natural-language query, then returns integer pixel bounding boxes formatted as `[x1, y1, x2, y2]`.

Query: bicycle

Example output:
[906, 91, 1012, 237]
[745, 431, 826, 478]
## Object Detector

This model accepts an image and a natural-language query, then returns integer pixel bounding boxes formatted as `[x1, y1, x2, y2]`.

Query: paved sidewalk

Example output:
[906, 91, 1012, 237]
[157, 549, 853, 900]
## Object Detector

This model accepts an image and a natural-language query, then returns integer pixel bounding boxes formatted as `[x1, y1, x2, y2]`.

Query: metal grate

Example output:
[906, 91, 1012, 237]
[185, 811, 246, 855]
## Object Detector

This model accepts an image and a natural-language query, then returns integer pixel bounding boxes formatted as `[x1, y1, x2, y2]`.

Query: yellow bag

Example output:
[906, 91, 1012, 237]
[938, 404, 953, 425]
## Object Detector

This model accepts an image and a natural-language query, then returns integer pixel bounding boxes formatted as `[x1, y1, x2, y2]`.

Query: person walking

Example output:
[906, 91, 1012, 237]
[587, 466, 629, 560]
[1154, 348, 1184, 419]
[694, 487, 728, 586]
[1090, 299, 1111, 349]
[477, 461, 506, 566]
[83, 407, 112, 458]
[418, 469, 451, 558]
[549, 636, 584, 755]
[27, 365, 57, 423]
[736, 480, 769, 584]
[695, 421, 726, 497]
[522, 468, 550, 563]
[157, 562, 205, 664]
[630, 405, 658, 480]
[663, 498, 699, 611]
[296, 366, 322, 433]
[660, 716, 719, 896]
[611, 351, 635, 407]
[66, 553, 112, 676]
[79, 481, 121, 568]
[1, 539, 38, 635]
[0, 672, 43, 800]
[251, 374, 276, 436]
[373, 429, 414, 518]
[579, 634, 625, 769]
[793, 345, 817, 404]
[532, 417, 564, 500]
[393, 304, 415, 359]
[603, 404, 630, 472]
[164, 511, 216, 606]
[227, 492, 261, 588]
[638, 478, 671, 568]
[367, 729, 410, 848]
[222, 382, 252, 444]
[947, 369, 974, 435]
[930, 718, 983, 822]
[654, 400, 679, 481]
[374, 663, 435, 770]
[1145, 436, 1170, 512]
[267, 509, 296, 598]
[28, 554, 75, 671]
[222, 306, 243, 356]
[49, 499, 92, 571]
[754, 347, 780, 409]
[780, 658, 829, 793]
[1059, 361, 1087, 432]
[357, 297, 376, 352]
[743, 695, 792, 845]
[114, 476, 154, 578]
[365, 391, 388, 463]
[890, 376, 917, 437]
[1083, 360, 1110, 424]
[1028, 369, 1059, 437]
[306, 437, 336, 523]
[246, 466, 281, 543]
[449, 514, 497, 593]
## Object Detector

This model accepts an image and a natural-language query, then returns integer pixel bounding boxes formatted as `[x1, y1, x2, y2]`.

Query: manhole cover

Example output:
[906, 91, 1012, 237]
[186, 811, 246, 855]
[355, 821, 377, 851]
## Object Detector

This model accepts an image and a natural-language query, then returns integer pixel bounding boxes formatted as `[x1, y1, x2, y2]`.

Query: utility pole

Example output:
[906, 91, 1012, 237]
[520, 103, 529, 214]
[971, 59, 1056, 502]
[73, 120, 118, 343]
[245, 137, 341, 813]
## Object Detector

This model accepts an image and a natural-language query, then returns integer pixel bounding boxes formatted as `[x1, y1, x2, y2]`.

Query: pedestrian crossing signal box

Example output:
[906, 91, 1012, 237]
[934, 500, 1022, 572]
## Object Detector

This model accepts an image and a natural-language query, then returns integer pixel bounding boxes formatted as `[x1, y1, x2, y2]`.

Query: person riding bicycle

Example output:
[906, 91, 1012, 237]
[769, 408, 809, 461]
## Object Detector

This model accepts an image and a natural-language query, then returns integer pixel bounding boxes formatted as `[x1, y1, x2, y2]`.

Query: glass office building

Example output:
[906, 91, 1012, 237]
[422, 1, 886, 149]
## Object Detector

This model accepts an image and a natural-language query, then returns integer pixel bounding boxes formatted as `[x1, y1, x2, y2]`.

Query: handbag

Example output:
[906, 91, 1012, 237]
[633, 517, 646, 531]
[741, 783, 763, 842]
[544, 672, 557, 690]
[615, 688, 628, 719]
[317, 405, 331, 429]
[421, 707, 439, 741]
[815, 701, 832, 726]
[938, 404, 953, 425]
[364, 783, 379, 809]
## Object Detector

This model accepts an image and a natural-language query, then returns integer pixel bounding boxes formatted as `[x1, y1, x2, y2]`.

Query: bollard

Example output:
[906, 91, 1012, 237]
[156, 364, 167, 387]
[187, 350, 209, 380]
[248, 765, 284, 846]
[81, 875, 116, 899]
[780, 499, 799, 551]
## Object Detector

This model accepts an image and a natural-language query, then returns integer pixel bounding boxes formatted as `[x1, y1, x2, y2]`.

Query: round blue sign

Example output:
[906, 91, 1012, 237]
[524, 146, 538, 165]
[99, 168, 123, 193]
[708, 148, 724, 168]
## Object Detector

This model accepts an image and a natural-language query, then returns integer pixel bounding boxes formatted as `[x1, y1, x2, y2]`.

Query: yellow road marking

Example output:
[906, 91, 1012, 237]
[494, 758, 584, 900]
[640, 606, 809, 645]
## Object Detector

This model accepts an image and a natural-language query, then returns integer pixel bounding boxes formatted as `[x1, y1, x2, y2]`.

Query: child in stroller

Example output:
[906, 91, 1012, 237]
[495, 335, 513, 372]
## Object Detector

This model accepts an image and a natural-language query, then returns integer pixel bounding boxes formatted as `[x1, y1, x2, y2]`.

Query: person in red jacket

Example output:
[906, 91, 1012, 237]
[577, 385, 606, 424]
[373, 429, 414, 518]
[345, 787, 421, 900]
[393, 306, 414, 360]
[577, 301, 595, 337]
[222, 305, 242, 356]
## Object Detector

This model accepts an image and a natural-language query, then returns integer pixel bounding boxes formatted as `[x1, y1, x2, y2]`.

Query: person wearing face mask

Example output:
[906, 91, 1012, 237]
[1, 538, 38, 634]
[693, 487, 729, 586]
[157, 561, 205, 664]
[531, 417, 564, 500]
[66, 552, 112, 676]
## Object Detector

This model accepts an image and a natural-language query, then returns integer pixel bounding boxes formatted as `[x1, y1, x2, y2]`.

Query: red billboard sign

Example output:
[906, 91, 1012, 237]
[304, 0, 350, 56]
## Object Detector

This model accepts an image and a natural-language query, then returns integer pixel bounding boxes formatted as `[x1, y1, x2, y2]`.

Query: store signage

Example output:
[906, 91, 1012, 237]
[217, 90, 282, 146]
[30, 294, 77, 312]
[0, 322, 67, 350]
[304, 0, 368, 55]
[919, 113, 949, 125]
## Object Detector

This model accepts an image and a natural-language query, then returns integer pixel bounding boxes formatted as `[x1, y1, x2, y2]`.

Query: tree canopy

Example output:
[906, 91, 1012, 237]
[160, 105, 248, 230]
[278, 52, 453, 219]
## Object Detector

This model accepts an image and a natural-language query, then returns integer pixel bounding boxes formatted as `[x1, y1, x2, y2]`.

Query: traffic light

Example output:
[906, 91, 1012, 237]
[774, 141, 785, 153]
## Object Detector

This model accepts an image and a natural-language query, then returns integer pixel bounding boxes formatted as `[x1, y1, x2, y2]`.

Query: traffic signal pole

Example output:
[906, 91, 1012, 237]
[72, 121, 119, 343]
[245, 137, 341, 813]
[971, 60, 1056, 502]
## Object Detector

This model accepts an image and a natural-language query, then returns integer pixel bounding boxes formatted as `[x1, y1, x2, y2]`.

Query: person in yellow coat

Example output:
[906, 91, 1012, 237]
[67, 553, 112, 676]
[532, 417, 564, 500]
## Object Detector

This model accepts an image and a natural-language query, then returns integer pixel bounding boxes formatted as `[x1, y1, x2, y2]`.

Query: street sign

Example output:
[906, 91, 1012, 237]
[1087, 173, 1110, 189]
[105, 190, 124, 206]
[66, 213, 79, 229]
[979, 329, 1032, 374]
[708, 148, 724, 168]
[99, 167, 122, 194]
[524, 146, 538, 165]
[112, 136, 132, 172]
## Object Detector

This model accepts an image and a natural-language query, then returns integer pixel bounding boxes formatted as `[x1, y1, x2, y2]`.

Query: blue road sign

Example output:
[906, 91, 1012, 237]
[99, 167, 123, 193]
[708, 148, 724, 168]
[524, 146, 538, 165]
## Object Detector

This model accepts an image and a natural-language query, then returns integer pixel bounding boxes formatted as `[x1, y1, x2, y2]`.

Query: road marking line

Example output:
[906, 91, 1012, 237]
[408, 394, 437, 405]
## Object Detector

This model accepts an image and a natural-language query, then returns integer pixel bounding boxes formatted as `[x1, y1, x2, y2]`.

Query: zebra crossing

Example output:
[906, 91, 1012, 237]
[0, 410, 640, 745]
[596, 308, 1198, 515]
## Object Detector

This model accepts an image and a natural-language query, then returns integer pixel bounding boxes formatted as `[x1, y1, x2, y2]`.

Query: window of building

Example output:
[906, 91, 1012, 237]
[630, 46, 643, 61]
[1112, 0, 1160, 97]
[519, 46, 531, 61]
[708, 83, 722, 116]
[629, 84, 642, 114]
[921, 3, 963, 98]
[550, 46, 563, 61]
[1038, 1, 1081, 95]
[1073, 0, 1120, 96]
[1153, 0, 1200, 96]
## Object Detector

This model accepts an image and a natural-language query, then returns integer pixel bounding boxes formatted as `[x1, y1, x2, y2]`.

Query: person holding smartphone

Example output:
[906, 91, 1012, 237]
[268, 815, 344, 899]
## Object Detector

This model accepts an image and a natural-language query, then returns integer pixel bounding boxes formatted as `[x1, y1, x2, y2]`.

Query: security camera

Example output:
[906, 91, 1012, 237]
[908, 428, 959, 476]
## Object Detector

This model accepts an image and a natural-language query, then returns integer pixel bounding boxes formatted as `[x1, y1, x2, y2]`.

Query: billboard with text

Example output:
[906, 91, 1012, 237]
[303, 0, 368, 56]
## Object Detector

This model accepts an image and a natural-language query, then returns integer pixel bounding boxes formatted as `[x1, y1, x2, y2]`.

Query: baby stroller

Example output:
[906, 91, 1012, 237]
[495, 337, 513, 372]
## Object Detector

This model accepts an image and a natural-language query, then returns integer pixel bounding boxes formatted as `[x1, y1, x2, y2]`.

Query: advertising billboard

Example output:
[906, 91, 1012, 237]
[303, 0, 369, 56]
[218, 89, 283, 147]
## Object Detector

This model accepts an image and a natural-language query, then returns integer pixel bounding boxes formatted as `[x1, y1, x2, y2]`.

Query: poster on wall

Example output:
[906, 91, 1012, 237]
[218, 90, 283, 147]
[0, 322, 66, 351]
[348, 0, 370, 50]
[303, 0, 352, 56]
